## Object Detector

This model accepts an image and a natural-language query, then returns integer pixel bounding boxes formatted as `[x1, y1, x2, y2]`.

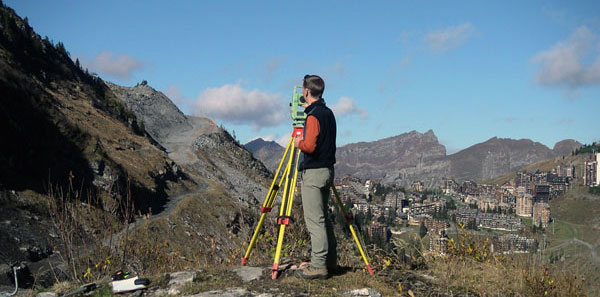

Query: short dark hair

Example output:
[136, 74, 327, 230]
[303, 74, 325, 98]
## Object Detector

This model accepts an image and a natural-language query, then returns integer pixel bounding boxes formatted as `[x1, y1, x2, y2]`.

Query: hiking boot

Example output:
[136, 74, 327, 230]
[295, 264, 328, 280]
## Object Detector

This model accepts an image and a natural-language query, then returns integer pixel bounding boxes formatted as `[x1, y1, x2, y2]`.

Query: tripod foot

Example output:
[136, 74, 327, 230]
[241, 257, 247, 266]
[271, 263, 279, 280]
[366, 264, 374, 275]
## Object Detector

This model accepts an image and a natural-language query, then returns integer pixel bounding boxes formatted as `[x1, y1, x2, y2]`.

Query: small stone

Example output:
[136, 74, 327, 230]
[37, 292, 57, 297]
[188, 288, 250, 297]
[166, 271, 195, 295]
[233, 266, 263, 282]
[152, 288, 168, 297]
[344, 288, 382, 297]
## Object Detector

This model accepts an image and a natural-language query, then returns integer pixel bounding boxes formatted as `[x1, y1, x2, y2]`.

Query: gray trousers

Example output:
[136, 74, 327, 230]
[301, 167, 337, 270]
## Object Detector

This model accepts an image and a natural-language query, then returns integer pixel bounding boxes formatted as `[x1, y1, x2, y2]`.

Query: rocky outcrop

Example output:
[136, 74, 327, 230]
[336, 130, 446, 182]
[191, 130, 271, 205]
[382, 158, 451, 189]
[107, 82, 192, 144]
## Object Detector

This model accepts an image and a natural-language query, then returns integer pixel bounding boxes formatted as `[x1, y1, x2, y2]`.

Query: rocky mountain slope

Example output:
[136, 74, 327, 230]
[0, 3, 209, 286]
[107, 81, 191, 145]
[0, 2, 271, 287]
[247, 130, 582, 188]
[108, 83, 271, 206]
[0, 2, 191, 211]
[553, 139, 583, 157]
[447, 137, 557, 182]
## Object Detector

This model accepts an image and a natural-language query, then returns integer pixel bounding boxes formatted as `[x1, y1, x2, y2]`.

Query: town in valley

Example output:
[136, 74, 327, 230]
[327, 152, 600, 257]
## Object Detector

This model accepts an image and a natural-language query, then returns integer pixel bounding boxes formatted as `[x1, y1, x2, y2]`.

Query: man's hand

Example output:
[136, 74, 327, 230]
[294, 136, 302, 148]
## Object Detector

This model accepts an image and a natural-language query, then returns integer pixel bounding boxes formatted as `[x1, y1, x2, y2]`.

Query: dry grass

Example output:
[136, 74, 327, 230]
[427, 223, 589, 297]
[428, 256, 587, 297]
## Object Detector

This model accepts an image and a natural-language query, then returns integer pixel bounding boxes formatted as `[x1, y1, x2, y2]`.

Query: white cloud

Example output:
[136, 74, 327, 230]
[276, 134, 291, 147]
[424, 23, 475, 53]
[248, 134, 290, 147]
[194, 84, 285, 130]
[330, 97, 368, 119]
[81, 51, 143, 80]
[533, 26, 600, 89]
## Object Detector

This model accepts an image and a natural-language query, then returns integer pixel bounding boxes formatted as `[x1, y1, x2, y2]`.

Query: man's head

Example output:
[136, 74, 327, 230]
[302, 74, 325, 103]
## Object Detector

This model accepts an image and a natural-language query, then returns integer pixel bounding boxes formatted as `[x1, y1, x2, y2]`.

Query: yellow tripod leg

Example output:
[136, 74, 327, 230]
[242, 137, 294, 266]
[272, 148, 301, 279]
[331, 185, 374, 275]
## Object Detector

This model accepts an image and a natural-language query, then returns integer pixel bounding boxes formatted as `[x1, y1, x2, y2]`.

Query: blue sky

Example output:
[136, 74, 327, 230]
[6, 0, 599, 153]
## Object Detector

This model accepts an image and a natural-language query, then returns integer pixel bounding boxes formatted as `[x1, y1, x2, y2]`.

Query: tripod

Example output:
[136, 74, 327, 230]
[242, 126, 374, 279]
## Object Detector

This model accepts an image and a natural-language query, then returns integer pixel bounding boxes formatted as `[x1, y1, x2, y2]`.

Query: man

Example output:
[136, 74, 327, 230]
[293, 74, 337, 279]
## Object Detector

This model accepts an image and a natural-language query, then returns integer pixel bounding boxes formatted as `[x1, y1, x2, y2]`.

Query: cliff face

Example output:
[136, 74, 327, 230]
[336, 130, 447, 182]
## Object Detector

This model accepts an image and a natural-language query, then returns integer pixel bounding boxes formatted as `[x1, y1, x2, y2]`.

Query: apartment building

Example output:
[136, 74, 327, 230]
[516, 194, 533, 217]
[532, 202, 551, 228]
[584, 153, 600, 187]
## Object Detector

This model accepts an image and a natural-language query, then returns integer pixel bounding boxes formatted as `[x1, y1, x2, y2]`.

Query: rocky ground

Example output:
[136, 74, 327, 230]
[5, 265, 459, 297]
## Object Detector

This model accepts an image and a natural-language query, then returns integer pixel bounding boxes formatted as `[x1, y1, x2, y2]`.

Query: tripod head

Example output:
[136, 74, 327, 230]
[290, 86, 306, 128]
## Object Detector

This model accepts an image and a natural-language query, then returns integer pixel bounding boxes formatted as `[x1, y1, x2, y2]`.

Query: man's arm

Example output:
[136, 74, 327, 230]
[294, 115, 320, 153]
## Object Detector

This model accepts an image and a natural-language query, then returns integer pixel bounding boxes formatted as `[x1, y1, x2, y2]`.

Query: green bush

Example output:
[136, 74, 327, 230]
[574, 142, 599, 155]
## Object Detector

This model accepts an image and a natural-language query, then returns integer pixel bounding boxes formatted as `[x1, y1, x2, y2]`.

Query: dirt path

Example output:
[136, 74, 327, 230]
[544, 221, 600, 265]
[573, 238, 600, 264]
[102, 184, 208, 248]
[103, 116, 219, 249]
[163, 117, 217, 166]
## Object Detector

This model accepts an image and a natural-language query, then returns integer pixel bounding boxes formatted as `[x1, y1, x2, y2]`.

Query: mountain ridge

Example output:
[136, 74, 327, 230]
[246, 131, 582, 186]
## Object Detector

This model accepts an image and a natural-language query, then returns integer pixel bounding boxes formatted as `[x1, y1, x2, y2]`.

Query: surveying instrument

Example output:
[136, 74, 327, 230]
[241, 85, 374, 279]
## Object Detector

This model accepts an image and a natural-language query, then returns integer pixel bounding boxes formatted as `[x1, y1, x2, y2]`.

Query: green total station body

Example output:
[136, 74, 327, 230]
[290, 86, 306, 128]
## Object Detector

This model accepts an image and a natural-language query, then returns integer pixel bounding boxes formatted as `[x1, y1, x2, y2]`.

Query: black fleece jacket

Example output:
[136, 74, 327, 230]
[300, 99, 336, 170]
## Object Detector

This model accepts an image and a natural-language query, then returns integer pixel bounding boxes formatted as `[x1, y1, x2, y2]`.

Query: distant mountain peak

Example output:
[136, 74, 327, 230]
[553, 139, 582, 157]
[244, 138, 285, 173]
